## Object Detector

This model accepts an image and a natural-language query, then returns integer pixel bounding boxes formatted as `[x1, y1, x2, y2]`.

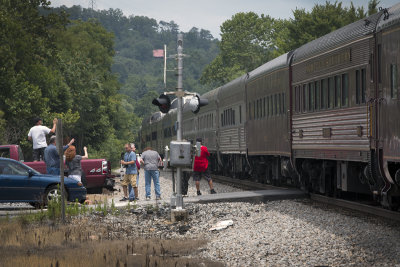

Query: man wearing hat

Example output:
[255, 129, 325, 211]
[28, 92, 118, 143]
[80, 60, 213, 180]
[28, 117, 57, 161]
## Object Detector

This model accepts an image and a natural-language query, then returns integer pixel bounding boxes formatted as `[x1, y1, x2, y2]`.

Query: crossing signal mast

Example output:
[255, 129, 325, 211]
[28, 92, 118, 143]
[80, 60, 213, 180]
[152, 34, 208, 214]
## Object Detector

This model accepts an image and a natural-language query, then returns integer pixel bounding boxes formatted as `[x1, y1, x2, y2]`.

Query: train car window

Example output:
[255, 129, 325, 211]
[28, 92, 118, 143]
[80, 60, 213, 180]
[342, 73, 349, 106]
[302, 84, 306, 112]
[356, 70, 360, 104]
[256, 100, 259, 119]
[277, 94, 281, 115]
[272, 94, 278, 116]
[152, 131, 157, 140]
[263, 97, 266, 117]
[309, 82, 314, 112]
[253, 101, 256, 120]
[239, 106, 242, 124]
[391, 64, 398, 99]
[221, 114, 224, 126]
[282, 93, 285, 114]
[321, 79, 327, 109]
[269, 95, 274, 116]
[233, 109, 235, 125]
[266, 96, 269, 116]
[335, 75, 341, 108]
[272, 95, 275, 115]
[361, 68, 366, 103]
[378, 44, 382, 84]
[248, 103, 251, 120]
[328, 77, 334, 109]
[314, 81, 320, 110]
[296, 86, 300, 113]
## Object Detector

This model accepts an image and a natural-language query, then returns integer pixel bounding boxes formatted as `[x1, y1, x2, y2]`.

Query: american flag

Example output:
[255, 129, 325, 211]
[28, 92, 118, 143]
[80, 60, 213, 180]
[153, 49, 164, 58]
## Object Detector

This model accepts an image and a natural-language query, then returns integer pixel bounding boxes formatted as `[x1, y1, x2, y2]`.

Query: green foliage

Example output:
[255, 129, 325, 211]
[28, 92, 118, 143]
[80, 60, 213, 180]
[201, 12, 279, 86]
[277, 1, 368, 53]
[201, 1, 380, 86]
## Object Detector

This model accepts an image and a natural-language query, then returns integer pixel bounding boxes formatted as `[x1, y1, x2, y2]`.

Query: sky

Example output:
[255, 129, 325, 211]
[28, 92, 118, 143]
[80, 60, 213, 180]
[50, 0, 400, 38]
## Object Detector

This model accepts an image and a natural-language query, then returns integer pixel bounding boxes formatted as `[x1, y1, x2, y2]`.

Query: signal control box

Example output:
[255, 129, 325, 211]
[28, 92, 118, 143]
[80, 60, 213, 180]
[169, 141, 192, 167]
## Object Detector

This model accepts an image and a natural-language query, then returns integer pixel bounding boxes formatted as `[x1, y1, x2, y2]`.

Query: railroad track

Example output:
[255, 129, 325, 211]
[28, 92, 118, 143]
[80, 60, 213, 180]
[211, 174, 400, 222]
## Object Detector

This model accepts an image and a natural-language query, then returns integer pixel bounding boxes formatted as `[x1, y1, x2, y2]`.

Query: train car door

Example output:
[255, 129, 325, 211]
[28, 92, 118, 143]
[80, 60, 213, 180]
[378, 25, 400, 182]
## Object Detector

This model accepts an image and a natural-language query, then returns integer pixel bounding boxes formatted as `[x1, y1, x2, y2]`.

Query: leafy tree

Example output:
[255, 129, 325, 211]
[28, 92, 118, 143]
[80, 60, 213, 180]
[201, 12, 279, 86]
[201, 1, 380, 86]
[368, 0, 380, 16]
[277, 1, 368, 53]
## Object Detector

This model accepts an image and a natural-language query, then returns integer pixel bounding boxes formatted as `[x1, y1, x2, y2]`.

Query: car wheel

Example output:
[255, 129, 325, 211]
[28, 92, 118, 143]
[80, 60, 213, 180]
[44, 185, 68, 206]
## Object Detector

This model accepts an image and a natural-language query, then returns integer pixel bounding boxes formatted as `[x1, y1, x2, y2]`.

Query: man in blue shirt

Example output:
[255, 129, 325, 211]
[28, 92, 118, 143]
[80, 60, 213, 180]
[120, 143, 137, 201]
[44, 136, 74, 175]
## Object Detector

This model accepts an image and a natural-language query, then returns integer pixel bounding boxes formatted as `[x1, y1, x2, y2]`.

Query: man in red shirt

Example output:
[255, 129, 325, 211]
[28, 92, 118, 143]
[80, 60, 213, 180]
[193, 138, 216, 195]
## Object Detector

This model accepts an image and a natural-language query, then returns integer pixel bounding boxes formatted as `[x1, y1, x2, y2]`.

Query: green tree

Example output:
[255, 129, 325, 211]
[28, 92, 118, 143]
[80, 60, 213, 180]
[277, 1, 367, 53]
[200, 12, 279, 86]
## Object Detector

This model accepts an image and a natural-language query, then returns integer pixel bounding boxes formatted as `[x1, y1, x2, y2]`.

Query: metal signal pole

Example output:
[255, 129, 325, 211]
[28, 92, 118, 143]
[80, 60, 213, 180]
[175, 33, 184, 209]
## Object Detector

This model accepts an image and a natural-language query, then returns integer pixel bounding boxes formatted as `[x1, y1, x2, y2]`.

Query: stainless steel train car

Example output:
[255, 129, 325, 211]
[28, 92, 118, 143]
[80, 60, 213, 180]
[140, 4, 400, 209]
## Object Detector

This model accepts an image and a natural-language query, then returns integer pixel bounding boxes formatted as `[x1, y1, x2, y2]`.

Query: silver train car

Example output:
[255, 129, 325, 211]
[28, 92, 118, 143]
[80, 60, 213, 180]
[140, 4, 400, 209]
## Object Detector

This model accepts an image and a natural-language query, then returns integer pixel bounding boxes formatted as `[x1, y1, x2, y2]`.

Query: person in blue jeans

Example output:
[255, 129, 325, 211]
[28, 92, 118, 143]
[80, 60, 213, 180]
[140, 147, 162, 200]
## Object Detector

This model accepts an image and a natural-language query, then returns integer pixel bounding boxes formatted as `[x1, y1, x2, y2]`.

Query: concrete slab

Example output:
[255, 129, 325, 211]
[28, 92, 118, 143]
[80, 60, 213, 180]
[184, 189, 306, 204]
[109, 189, 306, 207]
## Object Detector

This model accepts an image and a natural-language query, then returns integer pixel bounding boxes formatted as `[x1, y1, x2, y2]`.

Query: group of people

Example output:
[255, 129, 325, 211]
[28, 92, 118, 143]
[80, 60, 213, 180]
[120, 137, 217, 202]
[28, 117, 87, 182]
[120, 143, 162, 202]
[28, 117, 217, 199]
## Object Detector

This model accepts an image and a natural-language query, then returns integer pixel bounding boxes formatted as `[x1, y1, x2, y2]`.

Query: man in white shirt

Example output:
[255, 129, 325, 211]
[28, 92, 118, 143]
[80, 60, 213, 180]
[28, 117, 57, 161]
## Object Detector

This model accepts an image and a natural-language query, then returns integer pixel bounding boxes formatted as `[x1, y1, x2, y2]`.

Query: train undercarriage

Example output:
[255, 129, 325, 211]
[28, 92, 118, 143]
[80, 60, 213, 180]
[209, 151, 400, 210]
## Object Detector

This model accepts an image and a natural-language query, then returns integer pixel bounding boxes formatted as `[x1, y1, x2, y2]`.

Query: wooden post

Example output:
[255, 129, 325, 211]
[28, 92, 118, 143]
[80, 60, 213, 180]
[56, 119, 65, 223]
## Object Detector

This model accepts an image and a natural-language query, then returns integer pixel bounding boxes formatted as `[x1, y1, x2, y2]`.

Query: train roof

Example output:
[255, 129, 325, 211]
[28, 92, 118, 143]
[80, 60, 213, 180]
[292, 10, 383, 64]
[141, 111, 165, 127]
[218, 74, 247, 97]
[377, 3, 400, 32]
[201, 86, 221, 101]
[247, 52, 292, 82]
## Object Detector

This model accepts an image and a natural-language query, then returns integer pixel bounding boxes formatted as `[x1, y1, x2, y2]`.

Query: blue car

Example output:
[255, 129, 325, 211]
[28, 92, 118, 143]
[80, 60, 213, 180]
[0, 158, 86, 206]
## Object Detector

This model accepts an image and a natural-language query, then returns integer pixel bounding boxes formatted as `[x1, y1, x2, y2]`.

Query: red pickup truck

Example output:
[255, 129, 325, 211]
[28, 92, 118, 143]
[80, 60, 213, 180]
[0, 144, 115, 193]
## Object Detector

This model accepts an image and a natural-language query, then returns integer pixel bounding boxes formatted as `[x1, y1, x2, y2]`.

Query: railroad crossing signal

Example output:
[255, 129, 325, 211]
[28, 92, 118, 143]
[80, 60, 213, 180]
[189, 94, 208, 114]
[152, 94, 171, 113]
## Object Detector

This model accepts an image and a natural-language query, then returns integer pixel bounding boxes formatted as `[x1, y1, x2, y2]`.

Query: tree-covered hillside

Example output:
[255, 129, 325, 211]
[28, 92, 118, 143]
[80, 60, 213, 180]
[45, 5, 220, 118]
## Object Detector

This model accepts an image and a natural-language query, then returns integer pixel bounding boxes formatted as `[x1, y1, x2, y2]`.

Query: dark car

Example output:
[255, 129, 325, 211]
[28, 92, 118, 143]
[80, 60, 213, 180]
[0, 158, 86, 206]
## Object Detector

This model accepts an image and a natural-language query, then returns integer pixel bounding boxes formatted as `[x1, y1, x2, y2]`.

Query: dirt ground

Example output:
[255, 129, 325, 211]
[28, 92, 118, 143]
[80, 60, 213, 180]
[0, 217, 223, 267]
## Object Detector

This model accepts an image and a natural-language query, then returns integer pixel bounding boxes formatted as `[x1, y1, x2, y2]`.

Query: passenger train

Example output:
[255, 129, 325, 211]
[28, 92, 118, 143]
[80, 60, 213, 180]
[140, 4, 400, 209]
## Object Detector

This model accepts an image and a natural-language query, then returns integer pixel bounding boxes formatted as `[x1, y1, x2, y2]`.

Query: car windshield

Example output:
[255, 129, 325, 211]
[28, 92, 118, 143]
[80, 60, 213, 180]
[0, 160, 40, 176]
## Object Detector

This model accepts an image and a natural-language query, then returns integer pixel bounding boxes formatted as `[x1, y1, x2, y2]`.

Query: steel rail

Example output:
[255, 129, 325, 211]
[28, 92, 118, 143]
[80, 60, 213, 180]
[211, 174, 400, 222]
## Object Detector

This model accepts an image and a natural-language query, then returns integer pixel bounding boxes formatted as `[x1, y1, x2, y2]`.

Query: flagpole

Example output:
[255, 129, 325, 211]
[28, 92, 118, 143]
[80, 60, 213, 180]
[164, 44, 167, 89]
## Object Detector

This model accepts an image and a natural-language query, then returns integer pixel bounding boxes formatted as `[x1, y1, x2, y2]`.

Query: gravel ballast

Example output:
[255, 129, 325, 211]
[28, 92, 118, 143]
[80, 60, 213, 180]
[97, 171, 400, 266]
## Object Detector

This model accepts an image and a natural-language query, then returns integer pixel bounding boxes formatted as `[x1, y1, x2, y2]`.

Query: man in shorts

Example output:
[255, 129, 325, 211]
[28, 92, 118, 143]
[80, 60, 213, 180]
[120, 143, 138, 202]
[28, 117, 57, 161]
[193, 138, 216, 196]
